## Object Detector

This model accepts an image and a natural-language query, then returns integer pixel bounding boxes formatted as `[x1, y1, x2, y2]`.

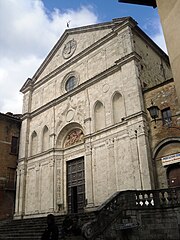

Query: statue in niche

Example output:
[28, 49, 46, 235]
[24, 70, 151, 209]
[64, 129, 84, 147]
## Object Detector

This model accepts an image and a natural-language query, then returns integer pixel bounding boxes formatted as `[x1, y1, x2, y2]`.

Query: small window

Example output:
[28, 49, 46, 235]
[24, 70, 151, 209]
[6, 167, 16, 189]
[161, 107, 172, 125]
[65, 76, 76, 92]
[11, 136, 19, 155]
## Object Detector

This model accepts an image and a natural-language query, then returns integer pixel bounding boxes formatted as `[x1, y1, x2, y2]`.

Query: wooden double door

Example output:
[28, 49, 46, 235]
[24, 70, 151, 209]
[67, 157, 85, 213]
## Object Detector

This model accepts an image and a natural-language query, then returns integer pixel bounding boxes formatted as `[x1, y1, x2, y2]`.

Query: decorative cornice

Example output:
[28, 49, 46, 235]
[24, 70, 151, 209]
[22, 51, 140, 119]
[20, 78, 33, 93]
[115, 51, 142, 66]
[84, 111, 146, 140]
[143, 78, 174, 93]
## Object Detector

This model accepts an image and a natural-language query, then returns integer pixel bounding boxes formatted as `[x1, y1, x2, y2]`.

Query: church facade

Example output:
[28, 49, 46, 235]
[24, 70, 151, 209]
[15, 17, 172, 218]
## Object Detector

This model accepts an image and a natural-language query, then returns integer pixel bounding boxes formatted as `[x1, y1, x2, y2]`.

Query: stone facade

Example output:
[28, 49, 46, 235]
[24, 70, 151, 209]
[0, 112, 21, 219]
[15, 17, 173, 218]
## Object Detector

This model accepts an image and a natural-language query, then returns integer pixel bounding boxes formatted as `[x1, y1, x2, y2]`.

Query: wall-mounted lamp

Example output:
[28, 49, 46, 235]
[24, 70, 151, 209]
[147, 104, 160, 123]
[147, 102, 180, 130]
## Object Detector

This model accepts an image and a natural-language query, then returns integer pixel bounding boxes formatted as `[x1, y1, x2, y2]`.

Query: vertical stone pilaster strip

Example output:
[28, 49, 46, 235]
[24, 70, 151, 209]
[49, 159, 54, 211]
[56, 155, 64, 212]
[18, 163, 27, 216]
[107, 139, 117, 194]
[85, 142, 94, 208]
[128, 128, 143, 190]
[35, 163, 40, 212]
[14, 168, 20, 215]
[137, 125, 153, 189]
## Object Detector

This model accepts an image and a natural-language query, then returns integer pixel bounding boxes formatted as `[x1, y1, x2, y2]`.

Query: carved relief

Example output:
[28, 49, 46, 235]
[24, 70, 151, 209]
[62, 39, 77, 59]
[64, 129, 84, 148]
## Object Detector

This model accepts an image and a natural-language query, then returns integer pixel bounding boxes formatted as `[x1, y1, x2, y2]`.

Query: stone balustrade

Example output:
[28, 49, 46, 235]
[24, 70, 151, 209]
[83, 187, 180, 239]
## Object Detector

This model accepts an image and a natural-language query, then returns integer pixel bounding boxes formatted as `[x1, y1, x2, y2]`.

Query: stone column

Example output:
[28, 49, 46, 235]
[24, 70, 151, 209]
[84, 141, 94, 209]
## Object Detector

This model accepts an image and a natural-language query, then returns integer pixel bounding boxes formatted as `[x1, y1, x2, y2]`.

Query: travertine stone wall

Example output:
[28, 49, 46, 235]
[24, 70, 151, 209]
[133, 30, 172, 89]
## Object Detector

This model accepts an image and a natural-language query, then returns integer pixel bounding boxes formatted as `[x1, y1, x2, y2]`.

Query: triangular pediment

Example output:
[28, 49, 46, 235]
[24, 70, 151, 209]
[29, 17, 131, 85]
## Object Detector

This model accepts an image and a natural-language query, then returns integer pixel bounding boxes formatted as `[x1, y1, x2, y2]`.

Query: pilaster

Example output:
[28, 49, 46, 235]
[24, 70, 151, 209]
[84, 141, 94, 209]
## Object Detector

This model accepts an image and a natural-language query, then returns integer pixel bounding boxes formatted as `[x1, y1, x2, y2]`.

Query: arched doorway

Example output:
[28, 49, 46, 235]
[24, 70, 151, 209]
[56, 124, 85, 213]
[153, 138, 180, 189]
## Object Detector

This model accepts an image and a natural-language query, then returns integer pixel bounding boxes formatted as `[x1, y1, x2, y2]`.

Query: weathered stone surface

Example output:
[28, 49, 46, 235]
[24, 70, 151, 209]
[15, 18, 173, 218]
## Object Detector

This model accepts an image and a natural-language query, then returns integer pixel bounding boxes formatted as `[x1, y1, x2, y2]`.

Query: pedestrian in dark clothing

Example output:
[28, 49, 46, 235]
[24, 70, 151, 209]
[72, 215, 82, 236]
[41, 214, 59, 240]
[61, 215, 73, 238]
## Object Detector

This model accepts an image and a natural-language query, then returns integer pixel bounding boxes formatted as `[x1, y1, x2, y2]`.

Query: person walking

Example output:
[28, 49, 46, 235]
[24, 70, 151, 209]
[41, 214, 59, 240]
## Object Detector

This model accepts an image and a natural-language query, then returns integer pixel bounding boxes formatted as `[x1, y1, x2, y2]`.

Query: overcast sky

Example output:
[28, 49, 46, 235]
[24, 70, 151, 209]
[0, 0, 167, 114]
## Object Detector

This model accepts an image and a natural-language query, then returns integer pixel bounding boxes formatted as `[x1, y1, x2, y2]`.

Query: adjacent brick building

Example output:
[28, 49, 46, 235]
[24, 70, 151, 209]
[0, 112, 21, 220]
[144, 79, 180, 189]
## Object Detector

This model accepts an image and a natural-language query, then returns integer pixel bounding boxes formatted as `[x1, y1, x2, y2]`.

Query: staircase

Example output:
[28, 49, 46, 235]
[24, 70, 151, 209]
[0, 213, 95, 240]
[1, 188, 180, 240]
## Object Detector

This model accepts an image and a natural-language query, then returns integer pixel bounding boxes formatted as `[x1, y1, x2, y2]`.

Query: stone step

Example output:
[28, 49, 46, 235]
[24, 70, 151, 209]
[0, 212, 95, 240]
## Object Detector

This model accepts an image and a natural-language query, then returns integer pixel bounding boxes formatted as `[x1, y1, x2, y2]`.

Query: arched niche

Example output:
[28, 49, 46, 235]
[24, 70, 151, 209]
[112, 92, 125, 124]
[56, 122, 84, 149]
[42, 125, 49, 151]
[94, 101, 105, 131]
[31, 131, 38, 156]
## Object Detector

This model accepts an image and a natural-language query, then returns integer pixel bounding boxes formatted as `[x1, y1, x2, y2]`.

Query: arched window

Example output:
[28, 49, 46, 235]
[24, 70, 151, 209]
[112, 92, 125, 124]
[42, 126, 49, 151]
[31, 131, 38, 156]
[94, 101, 105, 131]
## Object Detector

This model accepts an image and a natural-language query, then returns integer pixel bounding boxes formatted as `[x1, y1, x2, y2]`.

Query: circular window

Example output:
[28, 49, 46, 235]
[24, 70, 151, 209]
[65, 76, 77, 92]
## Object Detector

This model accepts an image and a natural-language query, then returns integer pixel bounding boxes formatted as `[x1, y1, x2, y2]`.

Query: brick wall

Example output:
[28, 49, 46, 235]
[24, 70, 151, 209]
[0, 113, 21, 220]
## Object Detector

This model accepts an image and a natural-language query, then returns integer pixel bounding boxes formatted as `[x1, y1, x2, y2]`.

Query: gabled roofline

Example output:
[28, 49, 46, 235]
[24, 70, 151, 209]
[20, 78, 32, 93]
[30, 17, 130, 83]
[132, 24, 169, 64]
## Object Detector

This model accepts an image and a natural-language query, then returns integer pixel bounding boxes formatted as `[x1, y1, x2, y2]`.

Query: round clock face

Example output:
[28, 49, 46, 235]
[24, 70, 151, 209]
[62, 39, 77, 59]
